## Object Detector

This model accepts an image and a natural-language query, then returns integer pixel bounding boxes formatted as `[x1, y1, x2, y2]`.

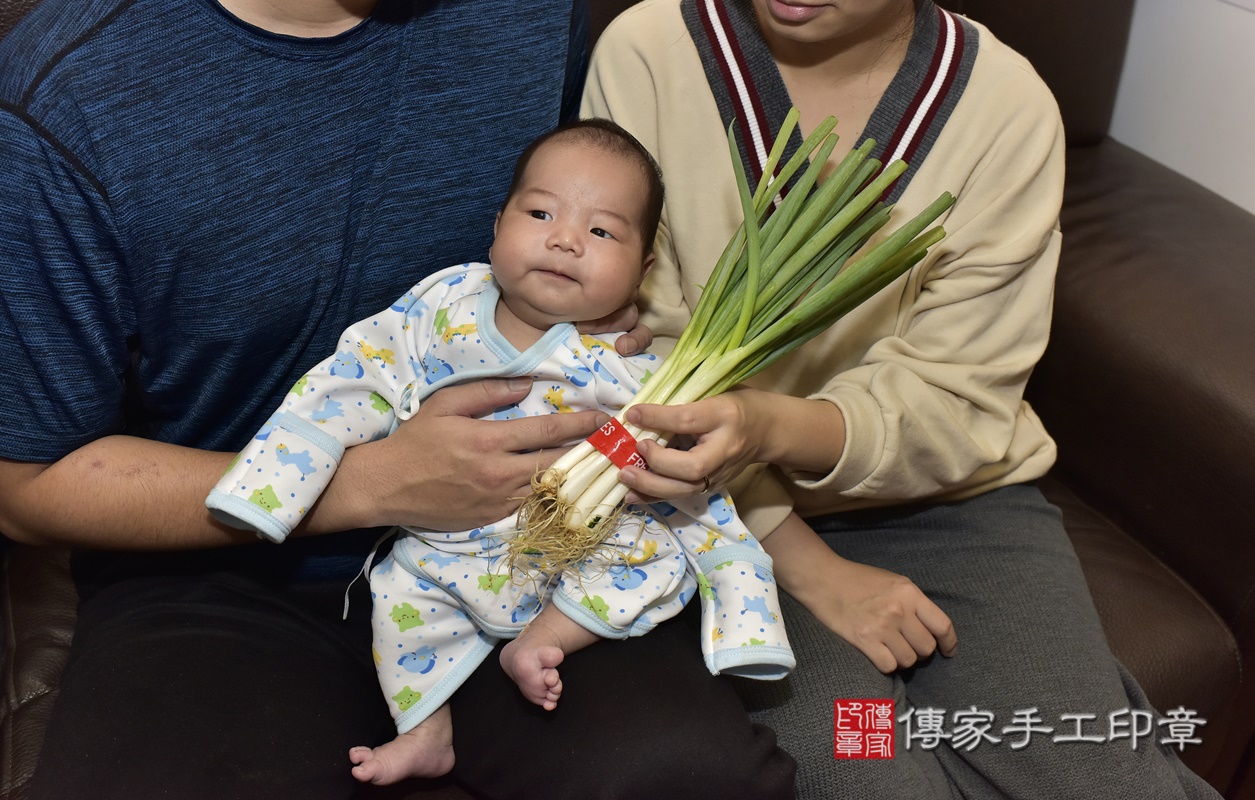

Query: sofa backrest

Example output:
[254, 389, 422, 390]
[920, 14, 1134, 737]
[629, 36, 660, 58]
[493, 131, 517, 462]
[942, 0, 1134, 146]
[591, 0, 1136, 147]
[0, 0, 39, 39]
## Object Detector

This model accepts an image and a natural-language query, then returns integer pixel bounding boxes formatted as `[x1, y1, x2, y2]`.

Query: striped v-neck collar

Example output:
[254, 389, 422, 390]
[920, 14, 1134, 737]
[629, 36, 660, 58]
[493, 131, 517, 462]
[682, 0, 977, 203]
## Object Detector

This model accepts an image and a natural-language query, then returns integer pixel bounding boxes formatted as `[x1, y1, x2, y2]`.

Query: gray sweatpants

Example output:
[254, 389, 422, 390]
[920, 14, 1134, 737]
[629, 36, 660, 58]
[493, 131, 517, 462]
[736, 484, 1220, 800]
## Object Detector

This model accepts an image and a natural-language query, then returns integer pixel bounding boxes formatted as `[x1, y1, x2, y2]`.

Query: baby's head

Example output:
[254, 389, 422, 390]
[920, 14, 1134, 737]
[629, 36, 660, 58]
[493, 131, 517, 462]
[502, 119, 665, 256]
[490, 119, 665, 330]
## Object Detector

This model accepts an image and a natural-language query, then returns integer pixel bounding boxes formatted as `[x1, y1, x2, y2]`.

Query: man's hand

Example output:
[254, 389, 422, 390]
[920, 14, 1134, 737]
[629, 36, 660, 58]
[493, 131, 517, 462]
[323, 378, 611, 533]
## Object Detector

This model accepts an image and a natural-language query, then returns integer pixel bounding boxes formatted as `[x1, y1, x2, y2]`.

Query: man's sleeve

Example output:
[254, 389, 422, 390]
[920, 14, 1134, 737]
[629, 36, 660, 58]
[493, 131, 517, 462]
[0, 108, 134, 463]
[560, 0, 591, 123]
[205, 266, 473, 542]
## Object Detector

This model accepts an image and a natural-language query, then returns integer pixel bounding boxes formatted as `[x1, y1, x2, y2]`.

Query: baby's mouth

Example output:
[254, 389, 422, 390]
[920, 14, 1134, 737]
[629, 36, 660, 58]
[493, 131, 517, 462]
[536, 268, 578, 283]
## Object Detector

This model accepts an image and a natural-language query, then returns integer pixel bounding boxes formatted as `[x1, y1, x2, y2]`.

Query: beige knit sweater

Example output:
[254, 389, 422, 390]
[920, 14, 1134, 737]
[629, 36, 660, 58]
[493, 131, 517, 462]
[582, 0, 1063, 537]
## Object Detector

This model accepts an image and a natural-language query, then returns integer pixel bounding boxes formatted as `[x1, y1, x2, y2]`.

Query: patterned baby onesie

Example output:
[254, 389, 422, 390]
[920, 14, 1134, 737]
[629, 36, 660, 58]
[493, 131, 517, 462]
[207, 263, 794, 732]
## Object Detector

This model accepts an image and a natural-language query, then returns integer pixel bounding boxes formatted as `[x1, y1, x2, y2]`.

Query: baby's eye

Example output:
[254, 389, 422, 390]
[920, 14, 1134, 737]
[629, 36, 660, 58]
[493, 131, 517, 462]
[591, 228, 614, 240]
[530, 210, 552, 221]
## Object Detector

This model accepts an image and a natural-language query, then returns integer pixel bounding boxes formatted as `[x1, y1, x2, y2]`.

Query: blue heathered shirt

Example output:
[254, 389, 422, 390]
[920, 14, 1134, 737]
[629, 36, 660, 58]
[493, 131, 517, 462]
[0, 0, 588, 579]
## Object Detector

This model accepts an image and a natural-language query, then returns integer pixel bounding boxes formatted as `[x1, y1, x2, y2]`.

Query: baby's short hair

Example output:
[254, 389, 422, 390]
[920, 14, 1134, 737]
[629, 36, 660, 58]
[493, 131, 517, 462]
[504, 118, 665, 255]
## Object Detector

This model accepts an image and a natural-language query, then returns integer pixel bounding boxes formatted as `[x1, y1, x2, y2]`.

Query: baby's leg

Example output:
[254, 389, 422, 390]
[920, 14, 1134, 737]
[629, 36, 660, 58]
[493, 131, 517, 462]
[348, 703, 455, 785]
[358, 544, 498, 785]
[500, 605, 599, 710]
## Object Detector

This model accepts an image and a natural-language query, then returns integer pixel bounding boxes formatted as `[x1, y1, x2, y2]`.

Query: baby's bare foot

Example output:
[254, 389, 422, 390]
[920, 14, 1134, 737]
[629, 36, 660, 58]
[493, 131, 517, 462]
[500, 639, 564, 710]
[348, 704, 455, 785]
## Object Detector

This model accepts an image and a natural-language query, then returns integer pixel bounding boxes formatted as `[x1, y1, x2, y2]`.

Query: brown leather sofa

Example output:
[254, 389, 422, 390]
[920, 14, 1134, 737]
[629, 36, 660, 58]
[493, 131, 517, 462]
[4, 1, 1253, 798]
[943, 1, 1255, 796]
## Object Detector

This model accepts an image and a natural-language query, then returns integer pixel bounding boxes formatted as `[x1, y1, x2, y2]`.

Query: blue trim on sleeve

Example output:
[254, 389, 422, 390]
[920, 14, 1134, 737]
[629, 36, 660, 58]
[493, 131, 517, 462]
[695, 544, 774, 575]
[707, 645, 796, 680]
[275, 411, 345, 460]
[205, 489, 290, 543]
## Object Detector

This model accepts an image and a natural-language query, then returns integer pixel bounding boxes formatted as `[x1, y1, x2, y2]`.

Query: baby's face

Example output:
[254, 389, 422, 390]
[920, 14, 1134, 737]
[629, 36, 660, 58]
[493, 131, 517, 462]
[490, 141, 652, 330]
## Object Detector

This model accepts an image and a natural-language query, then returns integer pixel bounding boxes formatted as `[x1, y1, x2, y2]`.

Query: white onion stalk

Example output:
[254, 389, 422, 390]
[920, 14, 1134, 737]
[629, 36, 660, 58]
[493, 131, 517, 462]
[512, 109, 956, 576]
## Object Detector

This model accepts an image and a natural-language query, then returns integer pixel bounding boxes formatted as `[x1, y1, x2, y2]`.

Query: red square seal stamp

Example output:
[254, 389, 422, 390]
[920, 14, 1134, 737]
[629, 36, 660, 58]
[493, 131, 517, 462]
[834, 699, 896, 759]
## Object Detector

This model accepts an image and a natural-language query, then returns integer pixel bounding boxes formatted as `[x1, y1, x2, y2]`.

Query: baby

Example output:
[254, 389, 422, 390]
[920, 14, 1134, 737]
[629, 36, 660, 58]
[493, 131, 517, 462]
[207, 120, 794, 784]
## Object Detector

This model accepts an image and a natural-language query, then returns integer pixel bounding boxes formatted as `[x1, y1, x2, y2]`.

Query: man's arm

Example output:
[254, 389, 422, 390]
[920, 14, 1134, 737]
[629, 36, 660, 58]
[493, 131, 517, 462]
[0, 442, 246, 549]
[0, 379, 612, 549]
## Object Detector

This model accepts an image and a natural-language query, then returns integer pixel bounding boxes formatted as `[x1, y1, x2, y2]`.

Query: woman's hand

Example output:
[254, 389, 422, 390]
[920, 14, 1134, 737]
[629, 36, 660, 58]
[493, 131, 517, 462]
[576, 303, 653, 356]
[619, 390, 767, 500]
[763, 515, 957, 673]
[812, 558, 957, 674]
[618, 388, 845, 502]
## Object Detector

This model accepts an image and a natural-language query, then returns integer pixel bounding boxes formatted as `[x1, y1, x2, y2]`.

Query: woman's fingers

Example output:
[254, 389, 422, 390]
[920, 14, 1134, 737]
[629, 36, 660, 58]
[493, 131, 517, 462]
[917, 600, 958, 656]
[626, 400, 723, 436]
[865, 644, 900, 675]
[866, 626, 932, 674]
[845, 581, 958, 673]
[617, 463, 708, 500]
[883, 633, 922, 672]
[634, 439, 710, 482]
[898, 618, 940, 664]
[881, 604, 957, 672]
[575, 304, 654, 356]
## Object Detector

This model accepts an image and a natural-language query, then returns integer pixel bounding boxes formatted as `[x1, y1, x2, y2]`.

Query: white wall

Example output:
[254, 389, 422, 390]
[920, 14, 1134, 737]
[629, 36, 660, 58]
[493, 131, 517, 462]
[1110, 0, 1255, 214]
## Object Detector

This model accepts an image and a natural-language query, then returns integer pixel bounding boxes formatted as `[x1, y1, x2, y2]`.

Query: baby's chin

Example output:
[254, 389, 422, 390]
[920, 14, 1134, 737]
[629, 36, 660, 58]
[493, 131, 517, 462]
[502, 290, 621, 333]
[535, 312, 604, 330]
[519, 302, 615, 329]
[509, 307, 586, 333]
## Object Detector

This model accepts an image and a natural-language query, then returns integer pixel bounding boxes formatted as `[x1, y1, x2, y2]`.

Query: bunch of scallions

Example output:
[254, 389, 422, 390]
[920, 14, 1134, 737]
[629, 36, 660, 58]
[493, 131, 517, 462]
[511, 109, 955, 576]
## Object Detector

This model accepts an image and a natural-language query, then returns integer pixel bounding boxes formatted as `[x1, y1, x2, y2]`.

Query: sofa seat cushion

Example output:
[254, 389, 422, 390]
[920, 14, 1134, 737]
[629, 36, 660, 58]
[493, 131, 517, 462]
[1038, 474, 1239, 779]
[2, 546, 74, 800]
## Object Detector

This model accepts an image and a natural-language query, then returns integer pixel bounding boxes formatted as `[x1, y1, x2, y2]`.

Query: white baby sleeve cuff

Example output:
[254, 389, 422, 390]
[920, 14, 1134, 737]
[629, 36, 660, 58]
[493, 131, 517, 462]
[206, 411, 346, 542]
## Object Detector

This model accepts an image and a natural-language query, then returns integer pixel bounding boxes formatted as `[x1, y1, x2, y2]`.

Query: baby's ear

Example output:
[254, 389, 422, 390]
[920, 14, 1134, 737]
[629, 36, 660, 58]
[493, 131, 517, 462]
[489, 213, 501, 263]
[640, 251, 655, 278]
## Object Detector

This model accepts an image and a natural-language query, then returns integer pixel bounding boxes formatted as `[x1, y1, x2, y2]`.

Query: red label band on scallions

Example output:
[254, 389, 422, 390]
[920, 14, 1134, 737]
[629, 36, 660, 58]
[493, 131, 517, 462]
[586, 419, 649, 471]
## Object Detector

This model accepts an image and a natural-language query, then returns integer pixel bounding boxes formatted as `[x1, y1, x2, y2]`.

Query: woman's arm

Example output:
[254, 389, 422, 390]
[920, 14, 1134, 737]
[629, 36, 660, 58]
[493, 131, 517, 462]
[763, 512, 957, 673]
[619, 389, 846, 499]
